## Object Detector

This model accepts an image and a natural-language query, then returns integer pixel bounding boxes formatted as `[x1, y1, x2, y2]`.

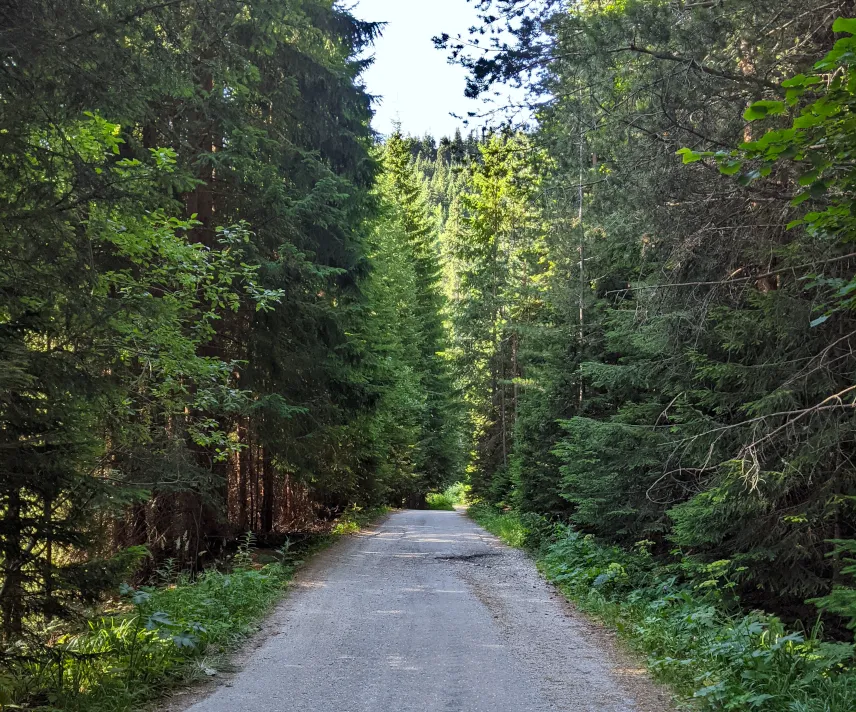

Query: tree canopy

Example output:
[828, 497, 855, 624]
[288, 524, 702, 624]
[6, 3, 856, 704]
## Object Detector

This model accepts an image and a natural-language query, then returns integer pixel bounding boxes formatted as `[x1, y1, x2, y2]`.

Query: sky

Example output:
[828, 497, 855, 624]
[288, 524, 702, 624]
[354, 0, 497, 139]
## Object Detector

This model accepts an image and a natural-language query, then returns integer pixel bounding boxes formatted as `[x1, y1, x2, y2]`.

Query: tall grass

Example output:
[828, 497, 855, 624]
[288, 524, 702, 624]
[443, 482, 471, 505]
[330, 504, 390, 534]
[469, 504, 856, 712]
[468, 503, 529, 548]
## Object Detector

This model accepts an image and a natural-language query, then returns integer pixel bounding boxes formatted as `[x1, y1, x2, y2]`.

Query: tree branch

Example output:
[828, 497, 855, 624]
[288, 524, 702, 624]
[63, 0, 187, 43]
[625, 43, 780, 90]
[606, 253, 856, 295]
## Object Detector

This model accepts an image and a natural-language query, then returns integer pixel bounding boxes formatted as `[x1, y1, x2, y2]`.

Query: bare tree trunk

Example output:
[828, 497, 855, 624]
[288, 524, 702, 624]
[1, 490, 24, 640]
[261, 450, 275, 534]
[238, 421, 249, 531]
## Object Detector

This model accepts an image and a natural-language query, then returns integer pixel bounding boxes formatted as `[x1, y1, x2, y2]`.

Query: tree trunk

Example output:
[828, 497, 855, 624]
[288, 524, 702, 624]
[1, 490, 24, 640]
[261, 450, 275, 534]
[238, 421, 249, 531]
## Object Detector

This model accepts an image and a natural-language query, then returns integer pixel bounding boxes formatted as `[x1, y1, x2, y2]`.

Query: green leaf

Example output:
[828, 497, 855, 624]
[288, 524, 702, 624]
[832, 17, 856, 35]
[719, 160, 742, 176]
[676, 148, 704, 164]
[810, 314, 830, 327]
[810, 97, 841, 118]
[744, 693, 775, 706]
[781, 74, 809, 88]
[809, 180, 828, 198]
[799, 170, 821, 186]
[794, 113, 824, 129]
[744, 100, 786, 122]
[838, 280, 856, 297]
[785, 87, 805, 105]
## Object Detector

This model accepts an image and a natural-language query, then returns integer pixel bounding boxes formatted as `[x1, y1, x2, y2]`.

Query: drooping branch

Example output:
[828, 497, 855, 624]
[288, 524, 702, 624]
[625, 43, 780, 90]
[605, 253, 856, 295]
[63, 0, 187, 43]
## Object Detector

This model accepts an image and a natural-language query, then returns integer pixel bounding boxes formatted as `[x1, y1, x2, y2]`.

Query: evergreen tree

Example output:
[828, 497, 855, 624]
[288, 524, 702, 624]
[374, 132, 464, 500]
[444, 132, 546, 502]
[441, 0, 856, 616]
[0, 0, 380, 639]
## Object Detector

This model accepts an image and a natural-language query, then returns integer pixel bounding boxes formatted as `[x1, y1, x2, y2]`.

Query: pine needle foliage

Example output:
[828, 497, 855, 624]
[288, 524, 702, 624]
[440, 0, 856, 638]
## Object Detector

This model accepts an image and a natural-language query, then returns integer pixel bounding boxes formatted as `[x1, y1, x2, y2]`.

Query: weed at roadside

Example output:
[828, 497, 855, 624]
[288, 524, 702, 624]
[426, 493, 455, 510]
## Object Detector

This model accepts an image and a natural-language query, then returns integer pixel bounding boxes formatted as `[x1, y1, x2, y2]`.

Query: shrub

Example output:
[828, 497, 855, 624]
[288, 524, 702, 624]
[426, 492, 455, 510]
[468, 503, 529, 548]
[1, 560, 293, 711]
[443, 481, 471, 505]
[0, 516, 387, 712]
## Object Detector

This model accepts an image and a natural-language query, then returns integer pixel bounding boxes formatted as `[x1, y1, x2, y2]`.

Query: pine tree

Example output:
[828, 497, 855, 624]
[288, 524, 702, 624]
[375, 132, 463, 500]
[442, 0, 856, 613]
[443, 132, 546, 502]
[0, 0, 380, 638]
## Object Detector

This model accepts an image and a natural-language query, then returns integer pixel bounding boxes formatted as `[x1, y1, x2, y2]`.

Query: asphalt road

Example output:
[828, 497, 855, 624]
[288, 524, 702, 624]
[183, 509, 672, 712]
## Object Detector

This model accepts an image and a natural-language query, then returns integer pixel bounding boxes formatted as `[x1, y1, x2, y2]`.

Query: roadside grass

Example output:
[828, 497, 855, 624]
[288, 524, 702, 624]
[443, 482, 471, 505]
[469, 503, 856, 712]
[0, 507, 388, 712]
[330, 504, 390, 534]
[467, 503, 528, 548]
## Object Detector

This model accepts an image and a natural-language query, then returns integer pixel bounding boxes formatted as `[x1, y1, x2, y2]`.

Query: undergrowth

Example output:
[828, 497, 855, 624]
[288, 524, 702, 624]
[425, 482, 471, 510]
[330, 504, 390, 534]
[443, 482, 470, 505]
[426, 493, 455, 510]
[1, 508, 387, 712]
[469, 503, 856, 712]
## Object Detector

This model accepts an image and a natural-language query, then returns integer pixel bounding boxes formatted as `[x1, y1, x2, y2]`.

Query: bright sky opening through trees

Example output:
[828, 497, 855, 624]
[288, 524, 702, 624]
[357, 0, 529, 136]
[5, 2, 856, 711]
[356, 0, 488, 136]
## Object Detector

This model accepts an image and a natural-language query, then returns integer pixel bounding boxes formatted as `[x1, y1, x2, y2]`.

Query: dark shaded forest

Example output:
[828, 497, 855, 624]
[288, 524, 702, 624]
[5, 1, 856, 710]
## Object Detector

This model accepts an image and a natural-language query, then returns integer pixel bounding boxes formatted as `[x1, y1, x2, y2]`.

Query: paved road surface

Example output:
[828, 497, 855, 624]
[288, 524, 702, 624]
[183, 509, 672, 712]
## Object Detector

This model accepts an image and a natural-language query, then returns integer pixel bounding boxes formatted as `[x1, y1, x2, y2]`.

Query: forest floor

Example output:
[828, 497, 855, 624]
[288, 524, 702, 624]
[162, 509, 675, 712]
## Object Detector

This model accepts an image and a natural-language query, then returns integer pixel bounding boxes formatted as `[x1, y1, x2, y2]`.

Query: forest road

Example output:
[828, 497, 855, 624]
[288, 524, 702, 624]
[180, 509, 673, 712]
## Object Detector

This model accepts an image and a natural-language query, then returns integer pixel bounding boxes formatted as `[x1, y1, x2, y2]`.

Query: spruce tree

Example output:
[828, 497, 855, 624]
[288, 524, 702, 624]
[375, 132, 463, 500]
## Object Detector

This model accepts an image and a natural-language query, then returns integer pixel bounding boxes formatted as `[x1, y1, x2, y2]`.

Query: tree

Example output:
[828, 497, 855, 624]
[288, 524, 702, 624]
[440, 0, 856, 616]
[443, 132, 546, 502]
[0, 0, 380, 640]
[370, 133, 464, 502]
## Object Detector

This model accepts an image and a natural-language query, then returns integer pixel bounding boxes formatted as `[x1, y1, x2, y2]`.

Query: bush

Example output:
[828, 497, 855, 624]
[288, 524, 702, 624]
[424, 482, 471, 510]
[443, 481, 471, 505]
[468, 502, 556, 551]
[1, 516, 384, 712]
[330, 505, 390, 534]
[468, 503, 530, 548]
[426, 492, 455, 510]
[2, 561, 293, 711]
